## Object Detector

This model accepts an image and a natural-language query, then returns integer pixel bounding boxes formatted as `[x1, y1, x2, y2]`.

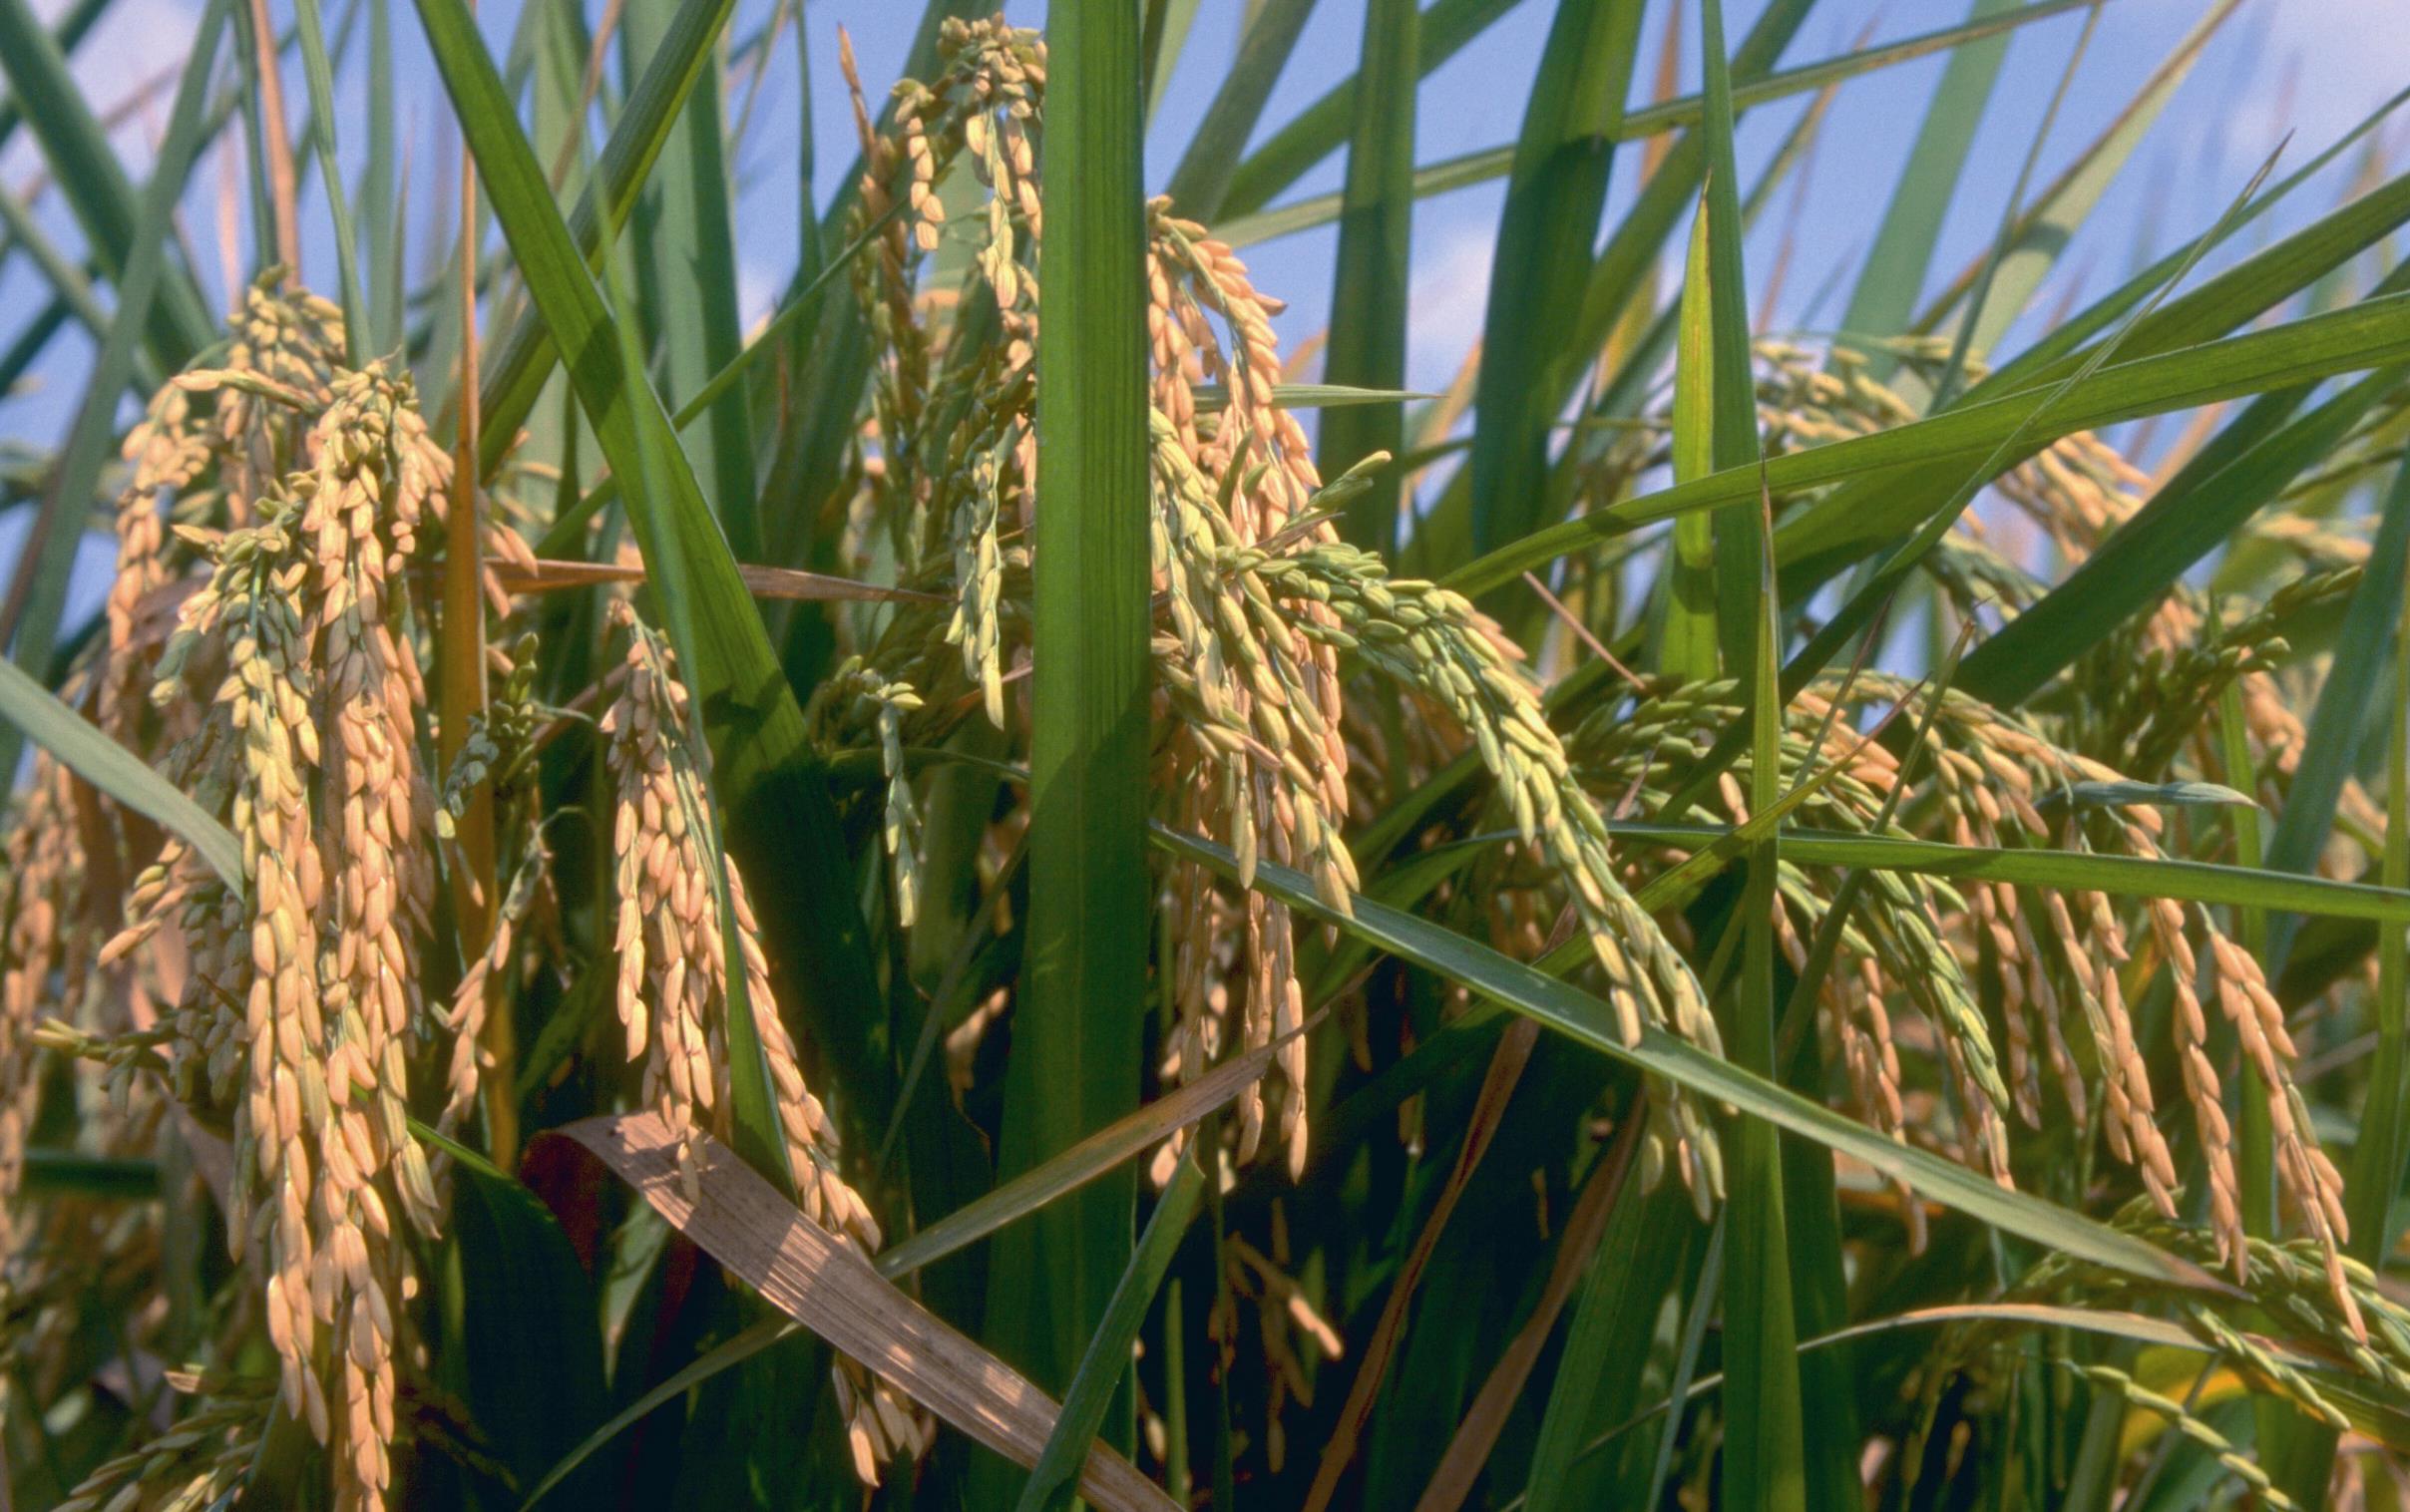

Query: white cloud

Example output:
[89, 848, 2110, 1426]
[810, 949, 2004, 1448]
[1405, 221, 1494, 395]
[737, 253, 780, 333]
[2209, 0, 2410, 158]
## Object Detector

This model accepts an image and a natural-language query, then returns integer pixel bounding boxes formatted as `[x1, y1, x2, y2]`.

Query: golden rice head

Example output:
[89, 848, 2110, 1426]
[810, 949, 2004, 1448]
[144, 508, 411, 1510]
[843, 13, 1043, 563]
[1146, 209, 1329, 541]
[1237, 540, 1727, 1204]
[1136, 208, 1354, 1181]
[845, 18, 1370, 1183]
[1213, 1228, 1346, 1479]
[103, 382, 213, 742]
[0, 752, 92, 1253]
[1572, 678, 2019, 1185]
[598, 602, 926, 1483]
[434, 839, 547, 1151]
[294, 364, 448, 1239]
[39, 279, 545, 1511]
[1955, 1202, 2408, 1445]
[197, 276, 349, 523]
[2064, 567, 2350, 782]
[1801, 673, 2360, 1328]
[837, 13, 1042, 736]
[1597, 337, 2140, 580]
[1149, 419, 1356, 1177]
[1569, 666, 2357, 1293]
[109, 340, 465, 1509]
[101, 277, 354, 775]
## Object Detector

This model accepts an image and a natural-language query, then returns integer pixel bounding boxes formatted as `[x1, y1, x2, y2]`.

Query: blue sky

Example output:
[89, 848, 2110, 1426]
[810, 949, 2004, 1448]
[1, 0, 2404, 543]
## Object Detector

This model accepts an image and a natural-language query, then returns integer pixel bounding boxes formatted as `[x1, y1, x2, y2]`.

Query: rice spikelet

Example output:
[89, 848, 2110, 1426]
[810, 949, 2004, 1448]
[598, 600, 926, 1483]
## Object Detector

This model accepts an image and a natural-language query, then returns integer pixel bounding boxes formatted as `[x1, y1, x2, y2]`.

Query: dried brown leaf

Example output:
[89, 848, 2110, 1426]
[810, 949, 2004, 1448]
[559, 1111, 1179, 1512]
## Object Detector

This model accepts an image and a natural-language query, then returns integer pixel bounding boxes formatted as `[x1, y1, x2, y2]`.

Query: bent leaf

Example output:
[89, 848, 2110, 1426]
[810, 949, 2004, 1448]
[0, 656, 243, 890]
[561, 1112, 1179, 1512]
[1154, 826, 2221, 1292]
[1448, 292, 2410, 597]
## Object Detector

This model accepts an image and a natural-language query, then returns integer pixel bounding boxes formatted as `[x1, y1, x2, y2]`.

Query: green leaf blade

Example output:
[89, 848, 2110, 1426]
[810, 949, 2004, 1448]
[1320, 0, 1416, 555]
[1154, 826, 2223, 1291]
[981, 1, 1152, 1468]
[1462, 0, 1643, 569]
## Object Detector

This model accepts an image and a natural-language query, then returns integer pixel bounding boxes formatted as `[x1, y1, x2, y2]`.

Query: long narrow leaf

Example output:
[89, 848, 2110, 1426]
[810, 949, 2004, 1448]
[623, 0, 758, 559]
[1462, 0, 1642, 564]
[0, 0, 112, 158]
[471, 0, 743, 473]
[1696, 0, 1763, 672]
[361, 0, 400, 354]
[1410, 0, 1810, 581]
[291, 0, 367, 362]
[1320, 0, 1416, 554]
[1014, 1156, 1206, 1512]
[1660, 199, 1719, 681]
[415, 0, 888, 1177]
[1215, 0, 1523, 221]
[1959, 355, 2408, 706]
[0, 656, 242, 890]
[0, 0, 216, 367]
[1605, 822, 2410, 923]
[2262, 439, 2410, 978]
[983, 0, 1152, 1437]
[1775, 160, 2410, 602]
[0, 183, 123, 354]
[1975, 100, 2410, 398]
[1154, 827, 2223, 1291]
[1159, 0, 1316, 221]
[2354, 518, 2410, 1258]
[1520, 1165, 1694, 1510]
[1833, 0, 2020, 379]
[1414, 1101, 1642, 1512]
[1216, 0, 2101, 252]
[2352, 470, 2410, 1263]
[887, 1030, 1289, 1280]
[1918, 0, 2242, 357]
[1447, 292, 2410, 597]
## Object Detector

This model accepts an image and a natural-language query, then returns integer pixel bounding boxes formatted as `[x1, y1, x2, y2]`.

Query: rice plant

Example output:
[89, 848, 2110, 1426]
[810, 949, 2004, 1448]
[3, 1, 2410, 1508]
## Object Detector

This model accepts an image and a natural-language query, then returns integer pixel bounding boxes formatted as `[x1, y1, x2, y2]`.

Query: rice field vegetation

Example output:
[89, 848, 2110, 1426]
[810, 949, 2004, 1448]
[5, 0, 2410, 1507]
